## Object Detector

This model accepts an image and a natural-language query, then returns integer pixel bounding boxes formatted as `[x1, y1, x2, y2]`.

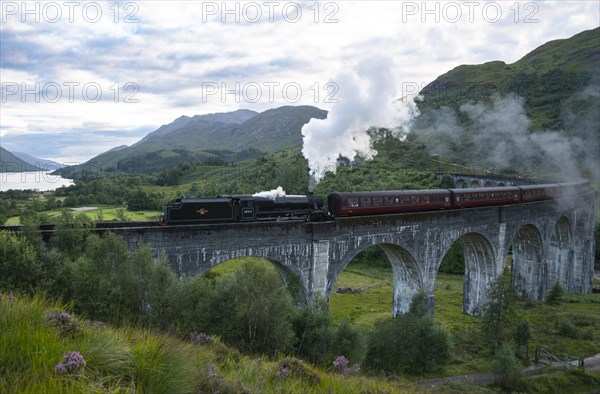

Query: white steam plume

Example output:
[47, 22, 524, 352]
[252, 186, 286, 200]
[418, 89, 599, 182]
[301, 55, 419, 179]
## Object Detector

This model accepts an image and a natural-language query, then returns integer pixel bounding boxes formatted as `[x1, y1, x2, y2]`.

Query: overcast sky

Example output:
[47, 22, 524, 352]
[1, 0, 598, 163]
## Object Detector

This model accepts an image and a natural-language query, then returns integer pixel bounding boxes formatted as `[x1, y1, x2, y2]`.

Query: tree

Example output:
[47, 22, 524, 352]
[481, 272, 518, 352]
[0, 231, 40, 294]
[198, 261, 295, 356]
[364, 293, 451, 374]
[331, 316, 367, 365]
[229, 261, 295, 355]
[169, 274, 214, 335]
[146, 252, 178, 330]
[293, 293, 334, 365]
[52, 211, 93, 259]
[514, 320, 532, 360]
[546, 282, 564, 305]
[438, 243, 465, 274]
[66, 232, 157, 326]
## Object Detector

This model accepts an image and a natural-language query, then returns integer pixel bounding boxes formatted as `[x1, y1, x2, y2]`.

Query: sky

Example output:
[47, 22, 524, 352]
[0, 0, 599, 164]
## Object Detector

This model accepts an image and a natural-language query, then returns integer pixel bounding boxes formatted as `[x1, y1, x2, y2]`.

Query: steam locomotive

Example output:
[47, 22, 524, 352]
[162, 194, 328, 225]
[161, 181, 592, 225]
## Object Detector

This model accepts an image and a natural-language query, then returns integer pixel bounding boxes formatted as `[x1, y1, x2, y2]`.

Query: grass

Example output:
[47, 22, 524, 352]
[0, 292, 419, 393]
[329, 264, 395, 328]
[5, 206, 161, 225]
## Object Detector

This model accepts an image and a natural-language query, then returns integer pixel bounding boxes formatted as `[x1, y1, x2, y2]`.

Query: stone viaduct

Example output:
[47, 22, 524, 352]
[105, 186, 597, 317]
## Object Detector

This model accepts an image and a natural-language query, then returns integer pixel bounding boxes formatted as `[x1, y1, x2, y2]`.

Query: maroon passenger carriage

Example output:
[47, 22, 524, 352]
[450, 187, 520, 208]
[519, 184, 561, 202]
[328, 190, 452, 217]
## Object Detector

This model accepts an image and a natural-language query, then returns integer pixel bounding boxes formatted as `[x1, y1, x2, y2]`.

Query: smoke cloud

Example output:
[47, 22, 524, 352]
[416, 88, 599, 182]
[301, 55, 419, 179]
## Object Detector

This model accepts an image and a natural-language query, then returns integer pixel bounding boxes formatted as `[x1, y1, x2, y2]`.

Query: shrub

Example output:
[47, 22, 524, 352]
[198, 261, 295, 356]
[492, 342, 524, 391]
[557, 319, 579, 339]
[546, 282, 564, 305]
[292, 293, 334, 365]
[331, 316, 366, 365]
[364, 294, 451, 374]
[0, 231, 41, 294]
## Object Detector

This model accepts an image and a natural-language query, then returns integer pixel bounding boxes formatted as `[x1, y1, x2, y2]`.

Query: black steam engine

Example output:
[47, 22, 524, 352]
[161, 181, 592, 225]
[162, 194, 328, 224]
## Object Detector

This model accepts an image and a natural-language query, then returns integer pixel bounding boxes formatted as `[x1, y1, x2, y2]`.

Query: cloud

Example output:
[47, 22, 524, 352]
[0, 1, 598, 161]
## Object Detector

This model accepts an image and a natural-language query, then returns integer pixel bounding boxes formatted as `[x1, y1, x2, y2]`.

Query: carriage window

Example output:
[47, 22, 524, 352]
[385, 197, 393, 205]
[373, 197, 383, 206]
[348, 198, 359, 208]
[361, 198, 371, 207]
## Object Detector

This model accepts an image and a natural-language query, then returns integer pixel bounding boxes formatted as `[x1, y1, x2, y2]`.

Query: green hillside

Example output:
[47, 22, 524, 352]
[0, 147, 41, 172]
[417, 27, 599, 130]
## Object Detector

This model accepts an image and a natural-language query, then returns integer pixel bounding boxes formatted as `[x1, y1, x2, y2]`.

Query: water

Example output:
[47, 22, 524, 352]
[0, 171, 74, 192]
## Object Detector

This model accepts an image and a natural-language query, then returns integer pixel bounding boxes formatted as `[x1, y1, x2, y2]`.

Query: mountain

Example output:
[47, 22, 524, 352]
[416, 27, 600, 130]
[0, 147, 42, 172]
[136, 109, 258, 144]
[59, 105, 326, 177]
[13, 152, 65, 170]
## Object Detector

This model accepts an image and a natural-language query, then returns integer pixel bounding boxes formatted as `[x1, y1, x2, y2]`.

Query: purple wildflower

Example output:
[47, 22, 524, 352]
[277, 365, 291, 379]
[55, 362, 68, 374]
[346, 363, 361, 374]
[49, 311, 81, 337]
[55, 351, 86, 375]
[332, 355, 360, 375]
[332, 355, 349, 371]
[190, 332, 213, 345]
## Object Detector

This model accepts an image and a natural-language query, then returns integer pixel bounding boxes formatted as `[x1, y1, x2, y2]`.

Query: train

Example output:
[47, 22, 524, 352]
[161, 180, 592, 225]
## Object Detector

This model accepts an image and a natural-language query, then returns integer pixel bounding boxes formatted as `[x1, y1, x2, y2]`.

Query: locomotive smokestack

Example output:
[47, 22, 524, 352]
[308, 175, 316, 194]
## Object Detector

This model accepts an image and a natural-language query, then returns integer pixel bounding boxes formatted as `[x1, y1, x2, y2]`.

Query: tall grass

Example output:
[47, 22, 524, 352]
[1, 292, 422, 393]
[0, 293, 198, 393]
